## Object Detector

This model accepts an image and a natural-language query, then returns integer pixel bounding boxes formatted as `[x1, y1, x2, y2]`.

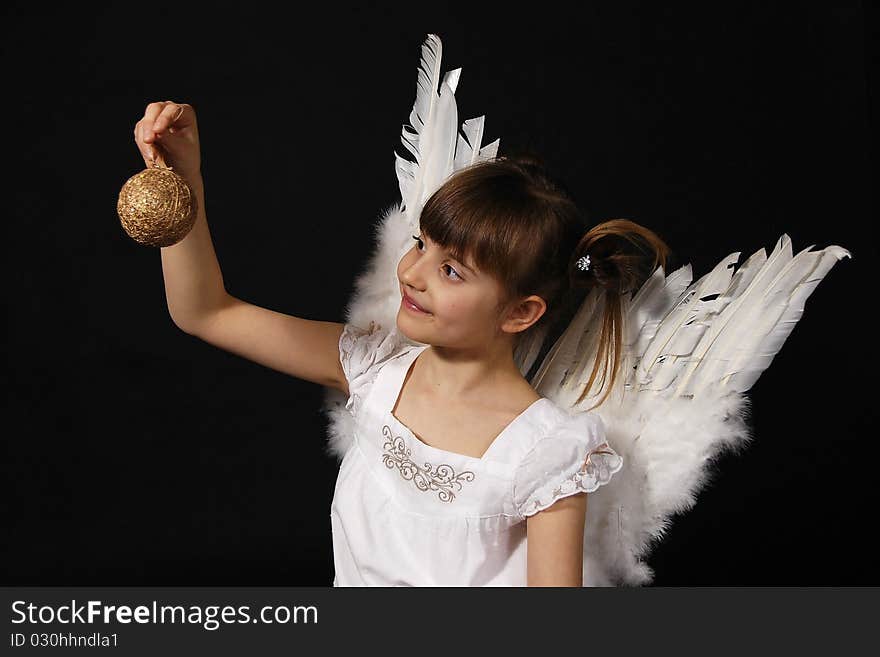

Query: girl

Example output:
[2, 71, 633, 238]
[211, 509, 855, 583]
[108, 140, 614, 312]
[134, 100, 668, 587]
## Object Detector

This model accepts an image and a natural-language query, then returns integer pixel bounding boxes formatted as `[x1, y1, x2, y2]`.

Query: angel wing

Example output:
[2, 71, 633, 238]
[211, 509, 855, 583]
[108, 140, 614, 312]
[322, 33, 852, 586]
[530, 235, 851, 585]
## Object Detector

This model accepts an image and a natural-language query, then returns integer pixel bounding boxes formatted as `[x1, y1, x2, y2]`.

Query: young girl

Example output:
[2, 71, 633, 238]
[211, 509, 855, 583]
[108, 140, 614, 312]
[134, 100, 668, 587]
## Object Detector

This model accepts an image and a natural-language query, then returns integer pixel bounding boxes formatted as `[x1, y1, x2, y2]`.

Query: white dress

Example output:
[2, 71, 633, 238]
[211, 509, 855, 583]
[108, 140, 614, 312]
[331, 321, 624, 586]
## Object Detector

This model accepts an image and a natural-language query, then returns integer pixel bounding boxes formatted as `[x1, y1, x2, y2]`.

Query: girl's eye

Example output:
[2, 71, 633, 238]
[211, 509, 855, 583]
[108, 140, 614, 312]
[443, 264, 461, 281]
[411, 235, 462, 281]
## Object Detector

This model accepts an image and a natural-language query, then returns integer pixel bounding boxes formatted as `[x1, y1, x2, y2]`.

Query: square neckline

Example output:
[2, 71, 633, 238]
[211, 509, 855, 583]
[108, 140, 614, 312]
[387, 343, 546, 463]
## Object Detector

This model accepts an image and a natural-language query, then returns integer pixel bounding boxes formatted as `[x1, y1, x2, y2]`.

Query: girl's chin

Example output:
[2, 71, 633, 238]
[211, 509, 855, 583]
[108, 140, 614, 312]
[397, 318, 424, 342]
[397, 313, 433, 338]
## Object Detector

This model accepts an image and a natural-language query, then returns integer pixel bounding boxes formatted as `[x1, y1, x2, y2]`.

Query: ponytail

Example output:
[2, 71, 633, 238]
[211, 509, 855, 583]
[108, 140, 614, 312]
[568, 219, 671, 410]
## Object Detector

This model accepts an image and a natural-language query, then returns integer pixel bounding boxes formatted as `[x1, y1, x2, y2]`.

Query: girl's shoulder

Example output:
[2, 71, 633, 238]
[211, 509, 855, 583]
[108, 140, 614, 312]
[512, 399, 608, 455]
[510, 403, 623, 520]
[338, 320, 419, 414]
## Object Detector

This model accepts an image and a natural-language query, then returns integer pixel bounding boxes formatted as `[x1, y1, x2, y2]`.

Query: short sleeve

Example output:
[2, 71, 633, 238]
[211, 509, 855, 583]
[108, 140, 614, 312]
[513, 411, 623, 520]
[338, 320, 403, 416]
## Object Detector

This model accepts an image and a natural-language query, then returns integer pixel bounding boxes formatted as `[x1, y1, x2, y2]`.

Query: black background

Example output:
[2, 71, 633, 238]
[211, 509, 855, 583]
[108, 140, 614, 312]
[4, 1, 874, 585]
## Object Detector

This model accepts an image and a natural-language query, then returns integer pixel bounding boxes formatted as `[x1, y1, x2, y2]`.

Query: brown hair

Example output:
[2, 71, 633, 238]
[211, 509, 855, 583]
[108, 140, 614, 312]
[418, 151, 671, 410]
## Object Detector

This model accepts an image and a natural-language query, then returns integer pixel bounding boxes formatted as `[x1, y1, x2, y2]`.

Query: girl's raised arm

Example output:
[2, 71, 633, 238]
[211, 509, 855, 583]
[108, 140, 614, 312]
[133, 101, 349, 394]
[183, 299, 348, 393]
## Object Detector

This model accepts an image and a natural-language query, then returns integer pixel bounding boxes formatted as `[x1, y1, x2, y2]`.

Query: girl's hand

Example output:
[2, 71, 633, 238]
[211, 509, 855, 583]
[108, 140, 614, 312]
[133, 101, 202, 186]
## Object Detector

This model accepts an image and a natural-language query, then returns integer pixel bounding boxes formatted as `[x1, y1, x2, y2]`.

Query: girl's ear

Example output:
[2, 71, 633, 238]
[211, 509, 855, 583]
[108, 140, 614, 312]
[501, 295, 546, 335]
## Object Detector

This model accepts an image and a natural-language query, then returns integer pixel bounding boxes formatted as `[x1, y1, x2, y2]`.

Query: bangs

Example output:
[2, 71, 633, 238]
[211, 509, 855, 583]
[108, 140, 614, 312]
[418, 167, 546, 286]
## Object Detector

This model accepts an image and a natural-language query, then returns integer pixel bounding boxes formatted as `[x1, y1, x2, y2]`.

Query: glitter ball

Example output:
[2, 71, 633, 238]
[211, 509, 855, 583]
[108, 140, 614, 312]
[117, 165, 197, 247]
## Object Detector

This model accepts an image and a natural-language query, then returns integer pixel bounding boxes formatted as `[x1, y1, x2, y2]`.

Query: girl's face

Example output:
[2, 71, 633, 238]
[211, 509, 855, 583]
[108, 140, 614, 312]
[396, 232, 511, 349]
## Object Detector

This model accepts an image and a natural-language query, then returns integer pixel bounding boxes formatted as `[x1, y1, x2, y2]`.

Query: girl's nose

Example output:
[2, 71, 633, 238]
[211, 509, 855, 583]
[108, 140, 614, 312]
[401, 268, 424, 291]
[401, 256, 428, 290]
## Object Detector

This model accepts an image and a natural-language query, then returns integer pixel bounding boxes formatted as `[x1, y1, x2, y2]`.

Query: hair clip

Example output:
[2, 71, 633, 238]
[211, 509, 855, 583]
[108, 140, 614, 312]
[575, 254, 592, 272]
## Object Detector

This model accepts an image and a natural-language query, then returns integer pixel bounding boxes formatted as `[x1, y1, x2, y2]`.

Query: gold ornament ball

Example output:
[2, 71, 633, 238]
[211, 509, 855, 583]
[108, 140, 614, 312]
[117, 163, 197, 247]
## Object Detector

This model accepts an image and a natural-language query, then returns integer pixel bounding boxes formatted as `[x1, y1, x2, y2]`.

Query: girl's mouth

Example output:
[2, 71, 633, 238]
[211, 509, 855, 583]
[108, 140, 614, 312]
[402, 291, 431, 314]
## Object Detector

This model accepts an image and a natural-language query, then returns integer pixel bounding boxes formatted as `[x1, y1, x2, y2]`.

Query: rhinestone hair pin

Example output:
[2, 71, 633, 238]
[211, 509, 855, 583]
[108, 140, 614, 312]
[575, 254, 592, 272]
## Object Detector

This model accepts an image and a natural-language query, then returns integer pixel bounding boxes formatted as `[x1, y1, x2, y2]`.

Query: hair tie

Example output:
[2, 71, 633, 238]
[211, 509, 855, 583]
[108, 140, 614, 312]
[575, 254, 592, 272]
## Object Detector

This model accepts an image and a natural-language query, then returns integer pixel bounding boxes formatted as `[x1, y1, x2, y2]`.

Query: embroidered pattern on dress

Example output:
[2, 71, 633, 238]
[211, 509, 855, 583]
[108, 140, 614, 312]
[526, 441, 622, 516]
[380, 425, 476, 503]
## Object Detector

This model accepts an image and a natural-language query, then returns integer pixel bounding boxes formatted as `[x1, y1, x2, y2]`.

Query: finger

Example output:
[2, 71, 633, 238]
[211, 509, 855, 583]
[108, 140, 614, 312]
[134, 121, 157, 164]
[167, 102, 187, 134]
[151, 102, 188, 138]
[141, 101, 171, 145]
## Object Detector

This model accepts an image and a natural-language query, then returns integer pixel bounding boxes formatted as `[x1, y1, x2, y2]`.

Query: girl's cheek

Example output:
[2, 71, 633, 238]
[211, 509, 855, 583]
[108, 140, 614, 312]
[445, 302, 465, 321]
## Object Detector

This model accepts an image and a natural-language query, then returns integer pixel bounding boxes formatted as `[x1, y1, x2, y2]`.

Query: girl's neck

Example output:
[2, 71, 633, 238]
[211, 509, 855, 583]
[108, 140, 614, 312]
[417, 338, 525, 402]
